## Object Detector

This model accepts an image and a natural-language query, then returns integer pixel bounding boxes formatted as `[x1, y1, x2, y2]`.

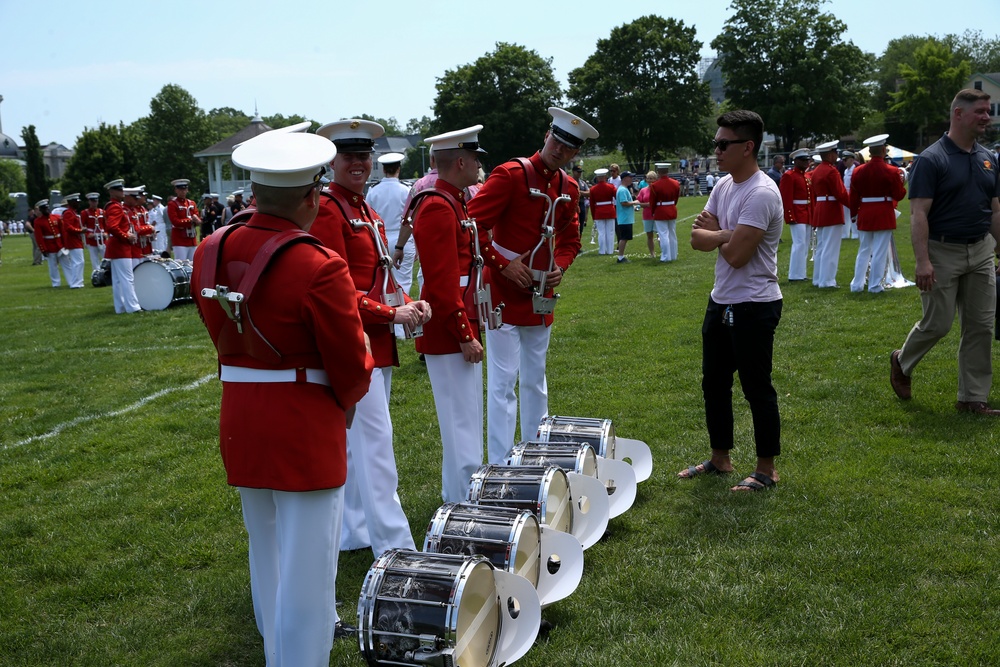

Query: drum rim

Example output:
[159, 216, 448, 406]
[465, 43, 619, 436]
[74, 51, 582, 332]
[510, 441, 597, 476]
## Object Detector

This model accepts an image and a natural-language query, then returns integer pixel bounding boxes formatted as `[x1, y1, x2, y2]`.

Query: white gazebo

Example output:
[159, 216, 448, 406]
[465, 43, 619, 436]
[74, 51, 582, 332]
[193, 114, 273, 196]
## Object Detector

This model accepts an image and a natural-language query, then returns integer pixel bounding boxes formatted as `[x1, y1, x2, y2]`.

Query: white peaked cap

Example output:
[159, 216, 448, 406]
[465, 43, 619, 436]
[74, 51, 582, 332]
[232, 131, 336, 188]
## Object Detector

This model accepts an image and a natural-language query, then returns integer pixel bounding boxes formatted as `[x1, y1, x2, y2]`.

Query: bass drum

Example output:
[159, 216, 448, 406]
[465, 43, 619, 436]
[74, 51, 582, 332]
[467, 464, 572, 536]
[133, 258, 193, 310]
[358, 550, 500, 667]
[507, 441, 598, 478]
[424, 503, 541, 587]
[536, 415, 616, 459]
[91, 258, 112, 287]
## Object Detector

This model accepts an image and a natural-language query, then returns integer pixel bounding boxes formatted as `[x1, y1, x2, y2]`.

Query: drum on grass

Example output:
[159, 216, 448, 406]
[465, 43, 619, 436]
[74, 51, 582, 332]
[535, 415, 615, 459]
[91, 258, 112, 287]
[133, 258, 193, 310]
[467, 465, 572, 536]
[358, 549, 539, 667]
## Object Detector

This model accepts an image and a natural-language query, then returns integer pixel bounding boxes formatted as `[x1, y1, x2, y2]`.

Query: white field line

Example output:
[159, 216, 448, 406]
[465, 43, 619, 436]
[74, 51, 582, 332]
[5, 373, 217, 450]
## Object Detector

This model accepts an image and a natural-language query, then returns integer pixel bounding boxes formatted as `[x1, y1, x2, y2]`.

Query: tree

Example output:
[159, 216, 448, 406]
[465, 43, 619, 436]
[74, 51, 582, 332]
[711, 0, 874, 152]
[261, 113, 317, 132]
[20, 125, 49, 205]
[207, 107, 251, 143]
[567, 15, 712, 174]
[954, 30, 1000, 74]
[61, 124, 127, 197]
[433, 42, 563, 168]
[354, 114, 402, 136]
[404, 116, 433, 136]
[0, 160, 25, 219]
[140, 84, 213, 196]
[890, 40, 971, 148]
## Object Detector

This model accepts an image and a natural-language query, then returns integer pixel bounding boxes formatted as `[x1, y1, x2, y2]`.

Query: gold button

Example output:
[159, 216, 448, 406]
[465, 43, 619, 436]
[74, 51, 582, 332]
[460, 324, 466, 329]
[376, 305, 381, 311]
[362, 300, 368, 306]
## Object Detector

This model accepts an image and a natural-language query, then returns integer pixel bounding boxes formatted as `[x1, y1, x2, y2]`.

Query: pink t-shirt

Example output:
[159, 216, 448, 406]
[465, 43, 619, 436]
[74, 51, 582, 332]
[638, 187, 652, 221]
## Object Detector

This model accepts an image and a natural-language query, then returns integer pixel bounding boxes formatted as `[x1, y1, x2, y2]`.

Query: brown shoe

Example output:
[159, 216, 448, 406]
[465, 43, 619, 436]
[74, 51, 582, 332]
[955, 401, 1000, 416]
[890, 350, 911, 400]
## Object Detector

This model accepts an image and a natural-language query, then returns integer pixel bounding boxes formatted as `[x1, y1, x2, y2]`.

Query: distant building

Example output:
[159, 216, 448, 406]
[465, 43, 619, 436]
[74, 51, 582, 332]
[701, 58, 725, 105]
[967, 72, 1000, 131]
[194, 113, 274, 196]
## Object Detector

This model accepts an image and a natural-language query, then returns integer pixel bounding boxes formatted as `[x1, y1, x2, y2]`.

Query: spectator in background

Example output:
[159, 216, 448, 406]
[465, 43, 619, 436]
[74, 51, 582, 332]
[766, 155, 785, 186]
[609, 163, 622, 188]
[638, 170, 657, 259]
[840, 151, 859, 239]
[572, 164, 590, 243]
[615, 171, 637, 263]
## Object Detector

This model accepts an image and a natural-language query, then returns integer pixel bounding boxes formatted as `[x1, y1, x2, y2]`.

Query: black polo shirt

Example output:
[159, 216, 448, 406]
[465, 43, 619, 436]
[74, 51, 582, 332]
[908, 133, 999, 239]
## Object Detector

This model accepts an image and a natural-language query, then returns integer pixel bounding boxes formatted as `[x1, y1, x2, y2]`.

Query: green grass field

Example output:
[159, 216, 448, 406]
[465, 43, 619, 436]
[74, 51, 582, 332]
[2, 197, 998, 666]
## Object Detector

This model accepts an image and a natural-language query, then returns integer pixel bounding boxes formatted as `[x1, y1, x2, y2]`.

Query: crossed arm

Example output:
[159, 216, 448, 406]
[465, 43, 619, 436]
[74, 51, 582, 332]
[690, 209, 765, 269]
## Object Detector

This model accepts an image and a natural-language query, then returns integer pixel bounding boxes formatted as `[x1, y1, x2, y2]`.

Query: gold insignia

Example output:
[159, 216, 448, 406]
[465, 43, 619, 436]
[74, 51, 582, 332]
[571, 119, 580, 125]
[986, 160, 993, 172]
[350, 121, 360, 129]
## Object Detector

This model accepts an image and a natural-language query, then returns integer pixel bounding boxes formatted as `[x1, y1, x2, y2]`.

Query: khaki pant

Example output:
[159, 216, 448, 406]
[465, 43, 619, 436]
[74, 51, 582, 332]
[899, 237, 996, 402]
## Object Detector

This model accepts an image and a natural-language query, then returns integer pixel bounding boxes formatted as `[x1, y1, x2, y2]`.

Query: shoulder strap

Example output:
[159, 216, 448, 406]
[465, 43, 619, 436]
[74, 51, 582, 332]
[403, 187, 466, 224]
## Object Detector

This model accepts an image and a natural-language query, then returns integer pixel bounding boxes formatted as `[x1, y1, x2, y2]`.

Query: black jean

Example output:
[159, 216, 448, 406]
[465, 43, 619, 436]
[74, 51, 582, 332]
[701, 297, 783, 458]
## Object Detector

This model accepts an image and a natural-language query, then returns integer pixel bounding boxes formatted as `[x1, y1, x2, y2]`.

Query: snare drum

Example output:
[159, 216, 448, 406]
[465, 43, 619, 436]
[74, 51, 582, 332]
[507, 441, 598, 477]
[91, 258, 112, 288]
[536, 415, 616, 459]
[359, 550, 523, 667]
[133, 258, 193, 310]
[467, 465, 572, 535]
[424, 503, 541, 587]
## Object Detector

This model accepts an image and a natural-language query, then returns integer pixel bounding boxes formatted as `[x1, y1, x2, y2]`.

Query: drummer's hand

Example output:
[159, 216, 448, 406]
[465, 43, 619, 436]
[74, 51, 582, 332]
[363, 332, 372, 356]
[500, 251, 533, 289]
[545, 267, 564, 288]
[392, 302, 423, 328]
[410, 299, 432, 324]
[392, 248, 404, 269]
[460, 338, 483, 364]
[127, 231, 138, 243]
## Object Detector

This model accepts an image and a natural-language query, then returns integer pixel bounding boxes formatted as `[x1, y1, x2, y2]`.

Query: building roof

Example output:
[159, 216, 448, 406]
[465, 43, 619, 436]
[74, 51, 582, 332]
[194, 116, 273, 158]
[0, 131, 19, 158]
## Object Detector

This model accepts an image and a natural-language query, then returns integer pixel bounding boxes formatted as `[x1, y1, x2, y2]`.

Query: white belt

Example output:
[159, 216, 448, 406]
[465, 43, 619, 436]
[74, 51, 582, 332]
[220, 365, 330, 386]
[459, 276, 469, 287]
[594, 201, 614, 207]
[43, 235, 58, 239]
[861, 196, 892, 203]
[657, 201, 676, 206]
[792, 199, 809, 205]
[815, 196, 836, 202]
[490, 240, 520, 261]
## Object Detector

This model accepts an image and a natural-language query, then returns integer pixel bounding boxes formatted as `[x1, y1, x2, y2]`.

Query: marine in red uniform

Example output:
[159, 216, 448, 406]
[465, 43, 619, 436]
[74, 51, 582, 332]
[167, 178, 200, 261]
[808, 140, 850, 287]
[60, 193, 86, 288]
[411, 125, 487, 503]
[649, 162, 682, 262]
[849, 134, 908, 293]
[33, 199, 68, 287]
[589, 169, 617, 255]
[467, 106, 599, 464]
[103, 179, 142, 313]
[779, 148, 813, 280]
[192, 130, 373, 665]
[125, 187, 154, 260]
[81, 192, 106, 274]
[311, 118, 430, 556]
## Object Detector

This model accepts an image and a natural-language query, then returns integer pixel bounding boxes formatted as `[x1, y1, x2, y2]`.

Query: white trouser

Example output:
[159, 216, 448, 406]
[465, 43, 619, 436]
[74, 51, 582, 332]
[110, 257, 141, 313]
[239, 486, 343, 667]
[66, 248, 85, 288]
[788, 223, 809, 280]
[486, 323, 552, 465]
[152, 230, 168, 254]
[340, 366, 415, 555]
[841, 207, 858, 238]
[851, 229, 892, 293]
[655, 219, 677, 261]
[46, 252, 68, 287]
[386, 228, 417, 337]
[88, 245, 104, 274]
[812, 226, 843, 287]
[595, 219, 615, 255]
[426, 353, 484, 502]
[174, 244, 196, 262]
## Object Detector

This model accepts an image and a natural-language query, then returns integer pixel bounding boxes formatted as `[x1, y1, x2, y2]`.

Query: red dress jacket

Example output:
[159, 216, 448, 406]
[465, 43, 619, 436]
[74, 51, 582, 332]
[61, 209, 85, 250]
[81, 208, 105, 247]
[779, 168, 812, 224]
[34, 214, 63, 254]
[649, 177, 681, 220]
[849, 156, 907, 232]
[589, 181, 617, 221]
[808, 161, 850, 227]
[191, 213, 373, 491]
[310, 183, 402, 368]
[168, 197, 199, 247]
[130, 205, 154, 258]
[103, 199, 135, 260]
[467, 152, 581, 327]
[411, 180, 480, 355]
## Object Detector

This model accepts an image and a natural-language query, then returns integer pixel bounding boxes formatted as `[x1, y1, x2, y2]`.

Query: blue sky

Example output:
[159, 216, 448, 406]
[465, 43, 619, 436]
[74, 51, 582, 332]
[0, 0, 994, 147]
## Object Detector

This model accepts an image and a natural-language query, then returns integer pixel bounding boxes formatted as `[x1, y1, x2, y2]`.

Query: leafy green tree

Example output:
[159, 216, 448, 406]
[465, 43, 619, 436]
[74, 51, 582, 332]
[0, 160, 24, 218]
[890, 40, 971, 148]
[433, 42, 563, 168]
[354, 114, 402, 135]
[261, 113, 317, 132]
[404, 116, 433, 136]
[61, 124, 126, 197]
[711, 0, 874, 152]
[20, 125, 49, 204]
[207, 107, 251, 142]
[140, 84, 213, 196]
[568, 15, 712, 174]
[957, 29, 1000, 73]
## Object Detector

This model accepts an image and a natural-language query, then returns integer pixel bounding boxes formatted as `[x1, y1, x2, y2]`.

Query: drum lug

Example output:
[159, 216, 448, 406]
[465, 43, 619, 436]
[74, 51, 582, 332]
[406, 643, 455, 667]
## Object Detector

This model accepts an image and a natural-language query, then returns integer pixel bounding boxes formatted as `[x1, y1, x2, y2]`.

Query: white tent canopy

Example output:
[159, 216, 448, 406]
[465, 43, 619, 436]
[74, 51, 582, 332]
[858, 144, 919, 162]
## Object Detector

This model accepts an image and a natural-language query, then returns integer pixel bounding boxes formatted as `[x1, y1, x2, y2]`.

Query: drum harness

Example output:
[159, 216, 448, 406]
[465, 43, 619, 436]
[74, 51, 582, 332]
[511, 158, 573, 316]
[402, 187, 504, 331]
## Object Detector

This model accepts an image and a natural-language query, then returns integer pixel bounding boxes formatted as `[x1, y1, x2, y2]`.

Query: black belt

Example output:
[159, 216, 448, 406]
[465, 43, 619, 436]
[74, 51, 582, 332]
[929, 233, 987, 245]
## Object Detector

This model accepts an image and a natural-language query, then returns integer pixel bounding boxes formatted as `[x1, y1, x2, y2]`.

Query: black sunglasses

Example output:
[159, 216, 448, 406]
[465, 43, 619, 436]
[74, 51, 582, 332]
[712, 139, 750, 151]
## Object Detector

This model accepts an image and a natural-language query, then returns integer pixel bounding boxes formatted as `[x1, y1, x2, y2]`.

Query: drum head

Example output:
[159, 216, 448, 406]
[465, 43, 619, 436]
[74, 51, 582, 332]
[455, 561, 500, 667]
[513, 515, 541, 587]
[541, 470, 572, 534]
[133, 260, 174, 311]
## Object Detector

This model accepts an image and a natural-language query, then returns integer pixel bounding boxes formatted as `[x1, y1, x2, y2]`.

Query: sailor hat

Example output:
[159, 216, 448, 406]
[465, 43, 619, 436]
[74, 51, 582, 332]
[812, 154, 822, 162]
[210, 193, 220, 199]
[151, 194, 162, 201]
[840, 149, 856, 158]
[85, 192, 100, 200]
[64, 193, 81, 202]
[123, 186, 144, 196]
[315, 119, 384, 153]
[171, 179, 190, 187]
[104, 178, 124, 190]
[548, 107, 599, 149]
[377, 152, 406, 165]
[35, 199, 49, 208]
[863, 134, 890, 147]
[424, 125, 487, 153]
[594, 168, 609, 176]
[232, 190, 243, 197]
[815, 139, 839, 153]
[232, 131, 337, 188]
[654, 162, 671, 170]
[789, 148, 811, 160]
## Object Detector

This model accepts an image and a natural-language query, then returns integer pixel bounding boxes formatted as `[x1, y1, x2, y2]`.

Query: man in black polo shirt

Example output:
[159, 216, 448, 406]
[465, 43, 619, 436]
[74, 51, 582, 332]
[890, 89, 1000, 414]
